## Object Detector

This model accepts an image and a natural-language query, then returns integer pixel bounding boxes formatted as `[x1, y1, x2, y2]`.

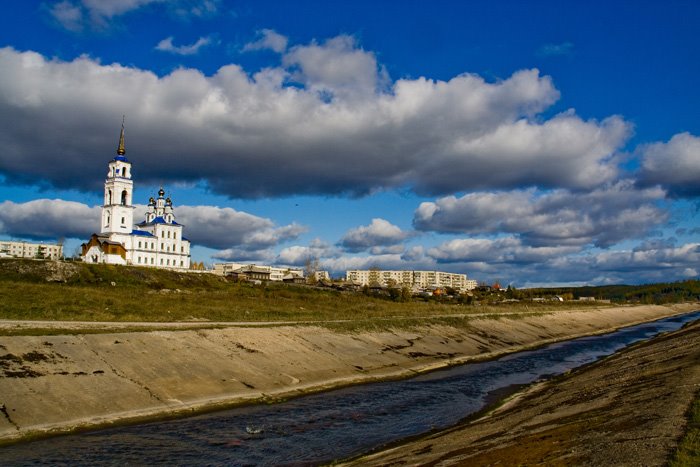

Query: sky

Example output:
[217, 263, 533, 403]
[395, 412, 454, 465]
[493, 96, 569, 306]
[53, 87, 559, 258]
[0, 0, 699, 287]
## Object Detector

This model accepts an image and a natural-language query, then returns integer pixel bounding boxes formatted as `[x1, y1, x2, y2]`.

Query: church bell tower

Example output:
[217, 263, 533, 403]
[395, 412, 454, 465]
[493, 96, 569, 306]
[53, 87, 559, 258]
[101, 119, 135, 234]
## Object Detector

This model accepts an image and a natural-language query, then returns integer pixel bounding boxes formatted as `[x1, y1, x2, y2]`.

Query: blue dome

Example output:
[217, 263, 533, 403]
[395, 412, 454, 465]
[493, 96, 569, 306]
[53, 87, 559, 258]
[113, 155, 129, 162]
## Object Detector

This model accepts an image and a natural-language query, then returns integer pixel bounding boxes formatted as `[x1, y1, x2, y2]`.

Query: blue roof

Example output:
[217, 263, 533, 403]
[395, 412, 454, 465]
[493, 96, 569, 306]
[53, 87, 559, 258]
[137, 216, 181, 226]
[130, 229, 155, 237]
[113, 155, 129, 162]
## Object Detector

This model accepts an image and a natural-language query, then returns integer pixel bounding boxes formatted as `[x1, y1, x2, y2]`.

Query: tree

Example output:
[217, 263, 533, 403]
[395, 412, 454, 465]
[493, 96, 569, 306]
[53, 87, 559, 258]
[304, 257, 320, 284]
[368, 266, 381, 287]
[400, 285, 413, 302]
[35, 245, 46, 260]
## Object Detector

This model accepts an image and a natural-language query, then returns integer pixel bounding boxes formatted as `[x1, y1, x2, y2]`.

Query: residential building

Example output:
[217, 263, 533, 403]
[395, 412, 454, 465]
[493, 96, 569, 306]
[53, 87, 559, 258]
[213, 262, 304, 281]
[0, 240, 63, 260]
[345, 269, 477, 292]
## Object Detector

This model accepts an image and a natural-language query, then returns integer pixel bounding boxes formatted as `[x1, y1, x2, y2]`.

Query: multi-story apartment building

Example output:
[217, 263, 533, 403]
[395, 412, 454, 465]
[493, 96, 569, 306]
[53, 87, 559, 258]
[0, 240, 63, 260]
[345, 269, 477, 292]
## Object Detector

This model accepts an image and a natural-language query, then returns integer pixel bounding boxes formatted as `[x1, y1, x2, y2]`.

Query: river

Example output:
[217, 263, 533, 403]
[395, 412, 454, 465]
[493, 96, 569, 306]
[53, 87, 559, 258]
[2, 310, 699, 466]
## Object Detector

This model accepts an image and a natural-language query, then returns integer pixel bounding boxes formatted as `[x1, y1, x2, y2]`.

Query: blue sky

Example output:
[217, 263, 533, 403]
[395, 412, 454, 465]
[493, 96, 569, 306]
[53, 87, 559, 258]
[0, 0, 698, 286]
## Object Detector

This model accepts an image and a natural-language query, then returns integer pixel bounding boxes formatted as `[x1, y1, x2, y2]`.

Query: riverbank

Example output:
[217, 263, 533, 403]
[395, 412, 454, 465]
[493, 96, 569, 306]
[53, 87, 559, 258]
[349, 311, 700, 466]
[0, 303, 696, 444]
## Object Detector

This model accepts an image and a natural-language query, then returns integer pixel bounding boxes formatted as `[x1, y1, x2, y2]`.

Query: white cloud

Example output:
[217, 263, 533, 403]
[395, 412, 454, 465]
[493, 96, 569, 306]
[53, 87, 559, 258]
[283, 35, 389, 99]
[638, 132, 700, 197]
[338, 218, 411, 252]
[427, 237, 579, 264]
[47, 0, 219, 31]
[0, 199, 99, 239]
[0, 198, 301, 252]
[48, 1, 85, 32]
[276, 238, 340, 266]
[155, 36, 215, 55]
[415, 182, 667, 248]
[48, 0, 162, 30]
[211, 247, 275, 263]
[243, 29, 288, 54]
[166, 205, 305, 250]
[0, 44, 631, 199]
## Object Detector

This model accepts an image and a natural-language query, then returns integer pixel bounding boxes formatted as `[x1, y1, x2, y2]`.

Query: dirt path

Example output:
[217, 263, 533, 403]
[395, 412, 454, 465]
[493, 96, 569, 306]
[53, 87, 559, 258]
[349, 319, 700, 466]
[0, 303, 696, 445]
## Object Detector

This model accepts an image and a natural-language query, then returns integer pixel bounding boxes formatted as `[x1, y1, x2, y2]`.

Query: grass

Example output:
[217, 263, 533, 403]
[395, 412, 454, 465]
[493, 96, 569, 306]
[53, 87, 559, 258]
[670, 391, 700, 467]
[0, 258, 609, 331]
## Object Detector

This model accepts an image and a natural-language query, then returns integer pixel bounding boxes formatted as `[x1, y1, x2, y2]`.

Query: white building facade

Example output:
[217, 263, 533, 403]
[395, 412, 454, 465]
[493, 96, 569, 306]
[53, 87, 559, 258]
[0, 241, 63, 260]
[213, 262, 304, 281]
[81, 123, 191, 269]
[346, 269, 477, 292]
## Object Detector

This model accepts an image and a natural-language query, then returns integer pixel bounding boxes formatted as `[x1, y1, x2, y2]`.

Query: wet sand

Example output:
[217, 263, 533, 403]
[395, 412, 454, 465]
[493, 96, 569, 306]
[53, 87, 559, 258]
[0, 303, 696, 444]
[349, 316, 700, 466]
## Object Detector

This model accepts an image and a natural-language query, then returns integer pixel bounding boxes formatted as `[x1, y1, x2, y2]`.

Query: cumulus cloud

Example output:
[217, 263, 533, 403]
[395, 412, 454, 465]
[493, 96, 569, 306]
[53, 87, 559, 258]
[415, 181, 667, 248]
[0, 199, 99, 239]
[338, 218, 411, 252]
[540, 242, 700, 285]
[423, 237, 699, 287]
[276, 238, 340, 266]
[47, 0, 219, 31]
[211, 247, 275, 263]
[283, 35, 389, 99]
[243, 29, 288, 54]
[0, 45, 630, 199]
[164, 205, 305, 250]
[427, 237, 579, 264]
[48, 0, 161, 31]
[0, 198, 301, 252]
[155, 36, 215, 55]
[637, 132, 700, 197]
[321, 253, 435, 276]
[48, 1, 85, 32]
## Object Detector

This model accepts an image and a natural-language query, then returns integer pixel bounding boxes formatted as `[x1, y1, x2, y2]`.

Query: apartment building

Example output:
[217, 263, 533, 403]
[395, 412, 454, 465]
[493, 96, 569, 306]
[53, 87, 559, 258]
[0, 240, 63, 260]
[346, 269, 477, 292]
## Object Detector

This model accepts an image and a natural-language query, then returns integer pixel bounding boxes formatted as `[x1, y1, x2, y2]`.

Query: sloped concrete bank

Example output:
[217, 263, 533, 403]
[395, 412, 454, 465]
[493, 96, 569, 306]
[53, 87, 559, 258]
[348, 314, 700, 466]
[0, 304, 696, 444]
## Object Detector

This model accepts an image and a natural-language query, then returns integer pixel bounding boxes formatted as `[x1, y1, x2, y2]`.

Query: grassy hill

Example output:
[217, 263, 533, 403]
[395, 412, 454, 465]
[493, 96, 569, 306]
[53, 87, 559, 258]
[1, 259, 694, 326]
[0, 258, 473, 324]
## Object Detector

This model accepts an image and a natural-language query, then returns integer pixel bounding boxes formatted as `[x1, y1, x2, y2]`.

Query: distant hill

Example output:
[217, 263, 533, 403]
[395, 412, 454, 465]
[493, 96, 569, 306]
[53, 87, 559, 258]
[522, 281, 700, 304]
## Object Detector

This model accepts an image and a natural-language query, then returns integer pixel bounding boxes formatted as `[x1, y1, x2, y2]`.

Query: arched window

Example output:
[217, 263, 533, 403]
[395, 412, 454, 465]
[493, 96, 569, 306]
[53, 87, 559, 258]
[123, 167, 128, 178]
[108, 190, 112, 204]
[121, 190, 128, 205]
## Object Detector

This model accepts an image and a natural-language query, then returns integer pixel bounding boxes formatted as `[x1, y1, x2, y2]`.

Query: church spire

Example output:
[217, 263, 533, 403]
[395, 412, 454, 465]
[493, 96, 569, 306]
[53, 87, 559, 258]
[117, 116, 126, 156]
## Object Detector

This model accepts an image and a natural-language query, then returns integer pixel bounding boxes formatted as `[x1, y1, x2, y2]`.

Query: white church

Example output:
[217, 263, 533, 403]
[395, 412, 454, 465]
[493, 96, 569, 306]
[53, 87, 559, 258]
[81, 123, 191, 270]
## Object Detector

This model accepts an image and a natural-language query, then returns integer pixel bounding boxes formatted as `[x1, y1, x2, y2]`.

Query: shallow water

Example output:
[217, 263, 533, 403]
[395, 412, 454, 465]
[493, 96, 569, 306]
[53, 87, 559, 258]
[2, 311, 699, 466]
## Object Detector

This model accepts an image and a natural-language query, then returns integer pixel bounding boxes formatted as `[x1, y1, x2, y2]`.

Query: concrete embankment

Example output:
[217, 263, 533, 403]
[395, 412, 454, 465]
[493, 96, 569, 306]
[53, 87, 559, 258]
[0, 304, 696, 443]
[349, 312, 700, 466]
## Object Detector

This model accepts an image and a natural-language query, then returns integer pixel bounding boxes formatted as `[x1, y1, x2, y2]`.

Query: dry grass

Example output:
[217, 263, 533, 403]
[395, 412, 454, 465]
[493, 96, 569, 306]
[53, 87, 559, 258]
[670, 392, 700, 467]
[0, 259, 605, 329]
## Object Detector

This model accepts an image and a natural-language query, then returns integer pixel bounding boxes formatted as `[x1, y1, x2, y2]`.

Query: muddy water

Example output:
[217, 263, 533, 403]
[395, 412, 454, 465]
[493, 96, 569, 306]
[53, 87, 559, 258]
[2, 311, 699, 466]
